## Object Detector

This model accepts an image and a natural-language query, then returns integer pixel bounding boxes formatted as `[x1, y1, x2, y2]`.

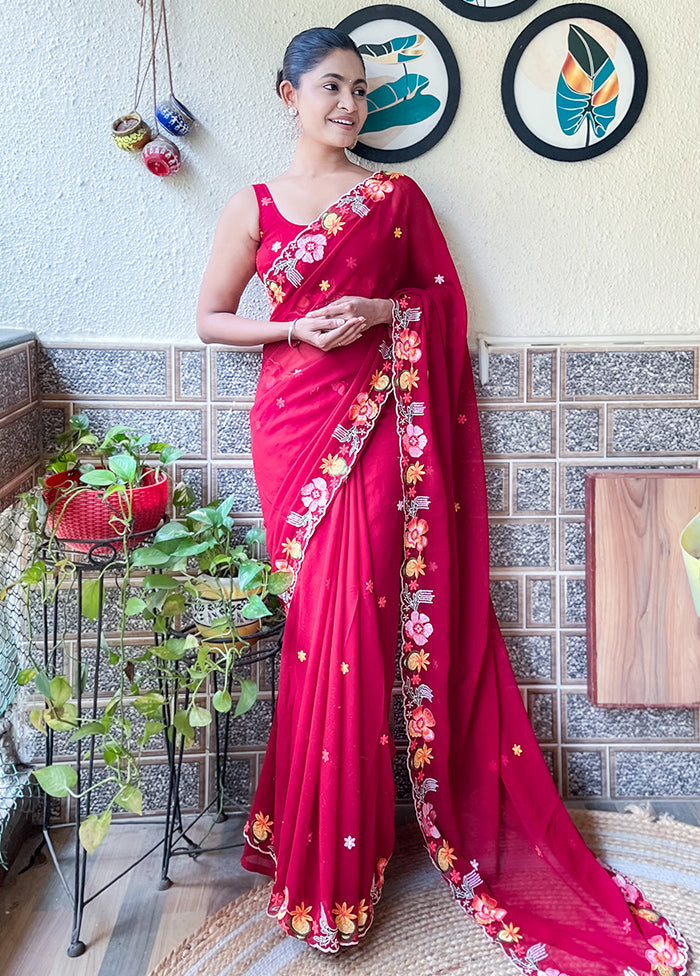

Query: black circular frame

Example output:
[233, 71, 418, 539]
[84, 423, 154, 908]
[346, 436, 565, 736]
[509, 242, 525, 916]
[438, 0, 539, 23]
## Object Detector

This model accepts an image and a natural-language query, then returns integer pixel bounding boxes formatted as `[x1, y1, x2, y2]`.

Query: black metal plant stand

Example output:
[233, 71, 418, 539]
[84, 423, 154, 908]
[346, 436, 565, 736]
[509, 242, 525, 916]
[27, 532, 282, 957]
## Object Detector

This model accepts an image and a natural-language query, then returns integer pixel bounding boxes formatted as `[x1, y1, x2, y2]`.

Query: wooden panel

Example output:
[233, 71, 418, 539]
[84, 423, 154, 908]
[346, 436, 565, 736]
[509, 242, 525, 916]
[587, 472, 700, 705]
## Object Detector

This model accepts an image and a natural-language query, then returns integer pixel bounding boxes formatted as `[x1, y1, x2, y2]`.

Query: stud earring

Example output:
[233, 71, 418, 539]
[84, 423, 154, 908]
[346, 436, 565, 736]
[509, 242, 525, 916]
[288, 106, 298, 118]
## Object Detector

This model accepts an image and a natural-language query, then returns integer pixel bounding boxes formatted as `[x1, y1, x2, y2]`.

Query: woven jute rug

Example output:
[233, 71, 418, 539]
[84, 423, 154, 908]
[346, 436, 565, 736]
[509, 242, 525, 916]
[148, 810, 698, 976]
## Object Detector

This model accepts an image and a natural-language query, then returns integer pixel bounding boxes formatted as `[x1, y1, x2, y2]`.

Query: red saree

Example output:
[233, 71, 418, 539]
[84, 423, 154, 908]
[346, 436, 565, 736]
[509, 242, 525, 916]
[241, 173, 688, 975]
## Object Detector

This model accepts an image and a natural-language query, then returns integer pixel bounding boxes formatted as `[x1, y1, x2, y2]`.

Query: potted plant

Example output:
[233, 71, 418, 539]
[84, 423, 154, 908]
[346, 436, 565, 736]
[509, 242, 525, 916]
[40, 413, 183, 551]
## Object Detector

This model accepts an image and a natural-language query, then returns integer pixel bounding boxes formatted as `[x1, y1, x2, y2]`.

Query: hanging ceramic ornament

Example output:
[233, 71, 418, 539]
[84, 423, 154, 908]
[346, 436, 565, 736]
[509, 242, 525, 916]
[142, 135, 181, 176]
[111, 113, 152, 152]
[154, 0, 197, 137]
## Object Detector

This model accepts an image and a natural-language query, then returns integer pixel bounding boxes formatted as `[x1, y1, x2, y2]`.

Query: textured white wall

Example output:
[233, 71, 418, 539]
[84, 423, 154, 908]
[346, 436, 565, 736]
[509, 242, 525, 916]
[1, 0, 697, 342]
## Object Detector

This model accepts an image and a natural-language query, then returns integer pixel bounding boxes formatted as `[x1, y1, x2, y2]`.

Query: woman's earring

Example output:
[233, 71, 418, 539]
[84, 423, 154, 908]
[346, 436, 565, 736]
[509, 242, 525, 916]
[286, 105, 301, 138]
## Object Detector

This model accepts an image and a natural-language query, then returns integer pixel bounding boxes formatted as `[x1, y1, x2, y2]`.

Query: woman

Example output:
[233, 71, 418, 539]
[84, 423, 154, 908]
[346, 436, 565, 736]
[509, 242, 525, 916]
[197, 27, 688, 975]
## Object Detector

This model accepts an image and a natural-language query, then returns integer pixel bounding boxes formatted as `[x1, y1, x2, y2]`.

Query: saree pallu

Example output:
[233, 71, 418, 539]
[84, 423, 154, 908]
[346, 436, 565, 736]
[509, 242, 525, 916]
[241, 173, 688, 974]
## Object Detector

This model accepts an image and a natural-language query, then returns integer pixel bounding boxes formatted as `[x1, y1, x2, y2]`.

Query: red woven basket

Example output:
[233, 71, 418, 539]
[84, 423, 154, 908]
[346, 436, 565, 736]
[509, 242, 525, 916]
[43, 468, 168, 552]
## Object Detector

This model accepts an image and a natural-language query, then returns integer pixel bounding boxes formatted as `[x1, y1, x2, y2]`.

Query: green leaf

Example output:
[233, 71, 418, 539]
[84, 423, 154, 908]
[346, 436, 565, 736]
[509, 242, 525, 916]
[244, 526, 266, 546]
[234, 679, 257, 718]
[139, 721, 166, 745]
[133, 692, 165, 716]
[114, 786, 143, 815]
[268, 570, 293, 595]
[21, 561, 48, 585]
[79, 810, 112, 854]
[103, 743, 122, 766]
[161, 592, 186, 617]
[238, 561, 265, 592]
[154, 521, 191, 542]
[34, 671, 51, 699]
[172, 482, 196, 509]
[188, 704, 212, 727]
[241, 594, 270, 619]
[173, 709, 195, 742]
[29, 708, 46, 734]
[159, 445, 185, 466]
[153, 637, 188, 661]
[69, 721, 106, 742]
[131, 547, 172, 567]
[80, 469, 117, 486]
[143, 575, 180, 590]
[70, 413, 91, 432]
[81, 577, 101, 620]
[49, 675, 72, 708]
[45, 702, 78, 732]
[125, 597, 147, 616]
[108, 454, 137, 483]
[33, 764, 78, 798]
[17, 668, 37, 686]
[212, 689, 232, 713]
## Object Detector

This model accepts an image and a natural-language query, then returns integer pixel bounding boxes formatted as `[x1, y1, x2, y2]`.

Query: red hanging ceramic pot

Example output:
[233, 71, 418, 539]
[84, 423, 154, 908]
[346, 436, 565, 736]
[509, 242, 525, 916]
[142, 135, 181, 177]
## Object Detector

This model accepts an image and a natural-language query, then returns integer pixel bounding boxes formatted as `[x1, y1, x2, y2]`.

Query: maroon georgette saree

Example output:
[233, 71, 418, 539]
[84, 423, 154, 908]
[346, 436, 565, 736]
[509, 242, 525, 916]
[240, 173, 688, 975]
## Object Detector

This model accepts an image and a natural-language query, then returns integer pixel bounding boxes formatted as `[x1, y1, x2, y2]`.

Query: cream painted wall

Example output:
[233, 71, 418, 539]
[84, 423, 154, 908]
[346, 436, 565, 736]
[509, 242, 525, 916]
[1, 0, 697, 343]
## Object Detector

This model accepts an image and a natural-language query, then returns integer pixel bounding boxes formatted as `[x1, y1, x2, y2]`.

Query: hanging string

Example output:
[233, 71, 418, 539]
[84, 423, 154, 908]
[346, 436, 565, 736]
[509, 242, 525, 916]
[132, 0, 148, 112]
[133, 0, 164, 114]
[160, 0, 175, 97]
[149, 0, 159, 135]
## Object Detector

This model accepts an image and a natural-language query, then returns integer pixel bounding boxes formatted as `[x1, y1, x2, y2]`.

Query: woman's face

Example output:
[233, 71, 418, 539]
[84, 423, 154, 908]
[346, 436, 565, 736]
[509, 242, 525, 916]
[288, 48, 368, 148]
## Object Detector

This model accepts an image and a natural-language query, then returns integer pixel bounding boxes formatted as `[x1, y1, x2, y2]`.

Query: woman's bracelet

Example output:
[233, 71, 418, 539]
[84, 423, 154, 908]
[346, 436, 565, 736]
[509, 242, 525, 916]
[288, 319, 301, 348]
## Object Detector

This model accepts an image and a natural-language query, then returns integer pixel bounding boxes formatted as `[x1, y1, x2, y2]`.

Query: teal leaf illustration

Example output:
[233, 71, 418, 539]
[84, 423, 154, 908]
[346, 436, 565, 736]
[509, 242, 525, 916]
[357, 34, 425, 64]
[556, 24, 619, 143]
[362, 74, 440, 134]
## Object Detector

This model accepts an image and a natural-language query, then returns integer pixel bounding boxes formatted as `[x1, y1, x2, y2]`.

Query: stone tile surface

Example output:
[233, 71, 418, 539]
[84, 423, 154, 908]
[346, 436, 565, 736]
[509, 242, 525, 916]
[0, 410, 40, 483]
[515, 466, 552, 512]
[611, 408, 700, 454]
[0, 350, 30, 416]
[472, 352, 521, 400]
[564, 408, 602, 454]
[40, 347, 168, 398]
[528, 351, 555, 399]
[613, 751, 700, 797]
[489, 579, 520, 624]
[215, 467, 261, 513]
[565, 694, 696, 740]
[489, 521, 552, 568]
[221, 757, 253, 807]
[564, 750, 603, 798]
[215, 351, 263, 399]
[563, 578, 586, 626]
[479, 409, 553, 456]
[563, 521, 586, 568]
[564, 350, 695, 399]
[177, 349, 204, 398]
[83, 407, 203, 456]
[215, 407, 253, 456]
[504, 634, 553, 681]
[528, 577, 553, 625]
[484, 465, 507, 513]
[564, 633, 588, 681]
[528, 691, 555, 741]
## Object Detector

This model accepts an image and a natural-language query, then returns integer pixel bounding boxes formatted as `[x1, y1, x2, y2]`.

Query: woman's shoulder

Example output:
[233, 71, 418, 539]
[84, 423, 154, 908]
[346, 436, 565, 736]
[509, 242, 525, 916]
[218, 184, 260, 241]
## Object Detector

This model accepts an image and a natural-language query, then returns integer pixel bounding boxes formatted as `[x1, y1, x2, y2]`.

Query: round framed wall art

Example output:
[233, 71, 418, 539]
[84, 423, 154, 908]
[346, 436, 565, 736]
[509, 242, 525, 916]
[337, 4, 460, 163]
[438, 0, 539, 22]
[501, 3, 648, 161]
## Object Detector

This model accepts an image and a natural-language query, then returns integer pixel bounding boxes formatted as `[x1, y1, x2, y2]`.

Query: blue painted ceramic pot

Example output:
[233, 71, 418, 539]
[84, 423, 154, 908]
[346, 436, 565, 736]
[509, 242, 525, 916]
[156, 95, 195, 136]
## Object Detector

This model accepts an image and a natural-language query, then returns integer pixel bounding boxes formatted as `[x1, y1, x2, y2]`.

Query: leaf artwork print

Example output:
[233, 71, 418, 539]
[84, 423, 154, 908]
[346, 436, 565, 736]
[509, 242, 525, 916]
[359, 34, 440, 134]
[556, 24, 619, 146]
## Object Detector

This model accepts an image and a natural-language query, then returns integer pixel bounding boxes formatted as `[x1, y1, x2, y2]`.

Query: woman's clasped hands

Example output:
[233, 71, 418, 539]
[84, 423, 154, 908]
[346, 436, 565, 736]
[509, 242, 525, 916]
[292, 296, 393, 350]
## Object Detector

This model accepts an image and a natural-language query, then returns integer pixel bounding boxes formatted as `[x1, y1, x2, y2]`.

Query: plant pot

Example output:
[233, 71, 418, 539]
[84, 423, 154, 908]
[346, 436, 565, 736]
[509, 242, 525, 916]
[189, 576, 261, 646]
[43, 468, 168, 552]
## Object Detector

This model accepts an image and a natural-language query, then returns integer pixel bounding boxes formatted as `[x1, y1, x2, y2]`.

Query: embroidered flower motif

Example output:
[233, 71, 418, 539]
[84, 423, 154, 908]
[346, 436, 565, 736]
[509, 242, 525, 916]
[332, 902, 357, 936]
[458, 413, 467, 424]
[499, 922, 523, 943]
[346, 256, 357, 269]
[290, 902, 313, 938]
[380, 734, 389, 745]
[371, 368, 391, 391]
[512, 743, 523, 756]
[365, 177, 394, 201]
[434, 274, 445, 284]
[394, 328, 422, 363]
[343, 835, 356, 850]
[437, 840, 457, 871]
[398, 366, 420, 391]
[252, 811, 273, 842]
[471, 894, 507, 926]
[622, 918, 632, 933]
[320, 453, 348, 476]
[276, 397, 285, 409]
[297, 650, 306, 662]
[612, 874, 642, 903]
[378, 595, 386, 607]
[454, 501, 461, 512]
[645, 935, 684, 971]
[341, 661, 349, 674]
[408, 706, 436, 741]
[405, 462, 425, 485]
[405, 555, 426, 578]
[271, 241, 282, 252]
[269, 281, 286, 304]
[406, 610, 433, 646]
[319, 279, 330, 291]
[402, 423, 427, 458]
[282, 537, 302, 560]
[413, 745, 433, 768]
[348, 392, 379, 427]
[322, 749, 330, 762]
[321, 211, 345, 235]
[301, 477, 329, 513]
[405, 517, 429, 552]
[365, 579, 374, 592]
[394, 226, 402, 238]
[275, 558, 293, 574]
[356, 898, 370, 929]
[419, 801, 440, 838]
[294, 233, 327, 264]
[406, 648, 430, 671]
[261, 196, 272, 206]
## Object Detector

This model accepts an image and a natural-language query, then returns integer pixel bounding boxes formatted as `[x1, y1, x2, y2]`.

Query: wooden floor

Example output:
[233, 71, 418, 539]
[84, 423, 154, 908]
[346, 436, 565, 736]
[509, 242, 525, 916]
[1, 801, 699, 976]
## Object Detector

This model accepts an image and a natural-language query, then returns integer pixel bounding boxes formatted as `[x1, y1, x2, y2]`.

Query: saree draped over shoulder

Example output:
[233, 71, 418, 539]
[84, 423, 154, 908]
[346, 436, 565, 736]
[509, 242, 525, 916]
[241, 174, 688, 974]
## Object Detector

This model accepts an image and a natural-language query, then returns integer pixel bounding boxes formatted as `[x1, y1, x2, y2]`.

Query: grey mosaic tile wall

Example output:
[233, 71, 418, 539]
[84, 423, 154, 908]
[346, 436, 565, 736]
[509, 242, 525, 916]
[16, 340, 700, 813]
[0, 337, 40, 511]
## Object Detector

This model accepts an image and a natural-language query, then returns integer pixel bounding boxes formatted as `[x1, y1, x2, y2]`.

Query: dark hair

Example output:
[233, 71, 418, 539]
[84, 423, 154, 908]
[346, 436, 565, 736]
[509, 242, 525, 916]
[276, 27, 364, 96]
